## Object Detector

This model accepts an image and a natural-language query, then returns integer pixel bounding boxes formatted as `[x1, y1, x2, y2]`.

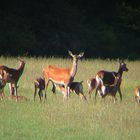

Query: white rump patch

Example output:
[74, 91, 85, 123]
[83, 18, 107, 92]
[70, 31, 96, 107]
[101, 86, 106, 95]
[96, 75, 101, 86]
[87, 80, 91, 87]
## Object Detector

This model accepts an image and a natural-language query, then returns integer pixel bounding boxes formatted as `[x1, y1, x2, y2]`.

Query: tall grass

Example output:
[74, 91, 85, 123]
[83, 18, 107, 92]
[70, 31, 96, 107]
[0, 57, 140, 140]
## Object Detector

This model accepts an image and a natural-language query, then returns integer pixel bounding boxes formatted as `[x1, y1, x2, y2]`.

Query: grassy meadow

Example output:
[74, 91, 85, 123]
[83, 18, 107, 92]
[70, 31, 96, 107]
[0, 57, 140, 140]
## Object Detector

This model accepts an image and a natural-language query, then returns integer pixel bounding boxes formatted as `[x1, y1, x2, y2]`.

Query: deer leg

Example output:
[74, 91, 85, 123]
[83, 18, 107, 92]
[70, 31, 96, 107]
[80, 92, 87, 101]
[0, 90, 3, 101]
[113, 96, 117, 104]
[78, 85, 87, 101]
[9, 83, 14, 96]
[2, 89, 5, 101]
[88, 88, 94, 99]
[68, 86, 71, 98]
[95, 86, 99, 101]
[15, 85, 18, 102]
[44, 79, 49, 102]
[51, 82, 56, 95]
[63, 86, 68, 101]
[34, 85, 37, 102]
[118, 88, 122, 101]
[41, 90, 43, 98]
[38, 89, 42, 102]
[94, 79, 101, 101]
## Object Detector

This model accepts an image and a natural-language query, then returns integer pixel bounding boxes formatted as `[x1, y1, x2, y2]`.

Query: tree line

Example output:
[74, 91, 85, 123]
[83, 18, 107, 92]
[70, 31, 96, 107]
[0, 0, 140, 59]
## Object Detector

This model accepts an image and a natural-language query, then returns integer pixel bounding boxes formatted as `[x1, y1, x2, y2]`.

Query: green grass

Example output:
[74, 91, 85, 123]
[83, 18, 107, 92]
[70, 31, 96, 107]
[0, 57, 140, 140]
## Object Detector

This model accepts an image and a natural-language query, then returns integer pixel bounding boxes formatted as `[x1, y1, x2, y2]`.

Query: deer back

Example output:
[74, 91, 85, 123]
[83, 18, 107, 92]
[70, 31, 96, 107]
[97, 70, 117, 85]
[43, 65, 71, 84]
[34, 77, 45, 90]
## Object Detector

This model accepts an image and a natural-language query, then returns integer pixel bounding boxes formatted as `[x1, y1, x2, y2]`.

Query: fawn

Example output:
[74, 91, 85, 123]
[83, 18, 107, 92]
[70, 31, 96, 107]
[34, 77, 45, 101]
[51, 81, 87, 101]
[98, 73, 121, 103]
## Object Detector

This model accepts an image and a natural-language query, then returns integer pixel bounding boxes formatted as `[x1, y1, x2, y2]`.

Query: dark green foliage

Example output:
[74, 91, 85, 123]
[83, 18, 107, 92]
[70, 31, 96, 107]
[0, 0, 140, 59]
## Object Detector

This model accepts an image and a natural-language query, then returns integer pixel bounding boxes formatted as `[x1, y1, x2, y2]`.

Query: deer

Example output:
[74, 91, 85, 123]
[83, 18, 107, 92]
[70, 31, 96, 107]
[43, 51, 84, 101]
[87, 77, 97, 98]
[0, 59, 25, 101]
[51, 81, 87, 101]
[0, 70, 12, 100]
[34, 77, 45, 102]
[87, 59, 128, 101]
[134, 86, 140, 104]
[98, 73, 121, 103]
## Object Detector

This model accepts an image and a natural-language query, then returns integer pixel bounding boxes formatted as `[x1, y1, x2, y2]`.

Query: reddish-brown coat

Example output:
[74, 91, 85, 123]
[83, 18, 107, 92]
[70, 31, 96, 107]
[0, 59, 25, 101]
[43, 65, 71, 84]
[134, 86, 140, 103]
[43, 51, 84, 101]
[87, 60, 128, 101]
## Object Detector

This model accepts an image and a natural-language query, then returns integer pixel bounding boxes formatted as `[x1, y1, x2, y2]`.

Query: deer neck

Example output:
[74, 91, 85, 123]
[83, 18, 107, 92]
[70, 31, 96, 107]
[115, 77, 121, 88]
[117, 67, 123, 78]
[17, 62, 25, 77]
[70, 60, 78, 79]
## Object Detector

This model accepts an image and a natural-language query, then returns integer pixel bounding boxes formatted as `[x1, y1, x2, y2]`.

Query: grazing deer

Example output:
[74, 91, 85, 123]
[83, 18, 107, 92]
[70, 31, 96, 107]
[87, 60, 128, 101]
[51, 81, 87, 101]
[43, 51, 84, 101]
[34, 77, 45, 102]
[0, 70, 12, 100]
[0, 59, 25, 101]
[98, 73, 121, 103]
[134, 86, 140, 104]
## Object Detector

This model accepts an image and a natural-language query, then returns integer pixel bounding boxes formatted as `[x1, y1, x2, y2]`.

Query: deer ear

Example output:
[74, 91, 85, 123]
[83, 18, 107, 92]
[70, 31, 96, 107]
[68, 50, 74, 57]
[18, 57, 25, 63]
[78, 52, 84, 57]
[1, 70, 7, 77]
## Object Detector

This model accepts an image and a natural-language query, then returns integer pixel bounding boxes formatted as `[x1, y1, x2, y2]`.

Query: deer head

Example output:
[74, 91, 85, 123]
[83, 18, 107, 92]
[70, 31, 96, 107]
[68, 51, 84, 78]
[118, 59, 128, 72]
[0, 70, 12, 82]
[68, 51, 84, 62]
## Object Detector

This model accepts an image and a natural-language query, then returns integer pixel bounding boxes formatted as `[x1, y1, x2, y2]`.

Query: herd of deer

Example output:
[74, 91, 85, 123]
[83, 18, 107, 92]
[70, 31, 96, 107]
[0, 51, 140, 104]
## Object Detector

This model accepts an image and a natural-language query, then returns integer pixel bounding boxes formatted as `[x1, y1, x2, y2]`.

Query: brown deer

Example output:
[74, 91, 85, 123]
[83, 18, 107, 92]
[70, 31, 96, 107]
[43, 51, 84, 101]
[0, 70, 12, 100]
[87, 60, 128, 101]
[0, 59, 25, 101]
[98, 73, 121, 103]
[87, 77, 97, 98]
[34, 77, 45, 102]
[134, 86, 140, 104]
[51, 81, 87, 101]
